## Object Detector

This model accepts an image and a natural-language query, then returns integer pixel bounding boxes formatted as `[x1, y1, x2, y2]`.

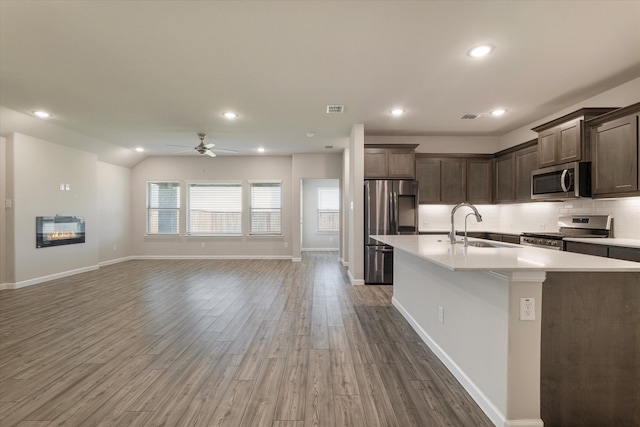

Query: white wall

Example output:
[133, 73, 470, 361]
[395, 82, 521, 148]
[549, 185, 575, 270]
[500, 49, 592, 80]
[130, 155, 294, 258]
[366, 135, 500, 154]
[98, 161, 131, 264]
[0, 136, 7, 286]
[7, 133, 99, 286]
[348, 124, 365, 285]
[302, 179, 340, 251]
[499, 76, 640, 151]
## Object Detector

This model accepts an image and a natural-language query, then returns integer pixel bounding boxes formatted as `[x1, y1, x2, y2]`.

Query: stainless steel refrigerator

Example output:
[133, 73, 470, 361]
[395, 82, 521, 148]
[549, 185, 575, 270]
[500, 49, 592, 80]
[364, 179, 419, 284]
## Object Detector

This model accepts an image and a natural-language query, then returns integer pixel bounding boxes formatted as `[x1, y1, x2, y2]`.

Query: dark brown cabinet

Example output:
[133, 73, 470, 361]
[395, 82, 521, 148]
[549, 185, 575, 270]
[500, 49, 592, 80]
[564, 241, 608, 257]
[467, 159, 493, 204]
[416, 156, 492, 204]
[589, 104, 640, 198]
[494, 140, 538, 204]
[364, 145, 417, 179]
[440, 159, 466, 204]
[494, 152, 515, 203]
[515, 145, 538, 202]
[564, 240, 640, 263]
[532, 108, 616, 168]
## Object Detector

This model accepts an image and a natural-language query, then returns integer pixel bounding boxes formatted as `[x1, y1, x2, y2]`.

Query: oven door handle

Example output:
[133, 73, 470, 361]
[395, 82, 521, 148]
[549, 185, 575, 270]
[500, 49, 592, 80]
[560, 169, 571, 192]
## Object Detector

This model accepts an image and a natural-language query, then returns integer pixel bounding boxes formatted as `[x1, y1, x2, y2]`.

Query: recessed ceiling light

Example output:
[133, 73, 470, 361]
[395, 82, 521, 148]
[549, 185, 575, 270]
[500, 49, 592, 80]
[223, 112, 238, 119]
[135, 147, 144, 152]
[468, 45, 493, 58]
[33, 111, 51, 118]
[306, 132, 315, 138]
[491, 108, 507, 116]
[257, 147, 265, 153]
[390, 108, 405, 116]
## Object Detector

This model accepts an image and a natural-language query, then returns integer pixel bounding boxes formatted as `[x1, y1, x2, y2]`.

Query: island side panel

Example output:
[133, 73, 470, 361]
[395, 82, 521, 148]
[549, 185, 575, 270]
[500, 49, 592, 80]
[391, 248, 510, 422]
[541, 271, 640, 427]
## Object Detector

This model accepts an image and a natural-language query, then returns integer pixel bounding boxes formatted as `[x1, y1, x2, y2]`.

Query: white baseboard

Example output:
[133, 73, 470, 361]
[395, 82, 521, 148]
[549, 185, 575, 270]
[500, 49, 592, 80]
[133, 255, 293, 260]
[347, 270, 364, 286]
[301, 248, 339, 252]
[98, 256, 133, 267]
[0, 282, 13, 290]
[7, 265, 100, 290]
[339, 258, 349, 267]
[291, 257, 302, 262]
[392, 296, 507, 427]
[504, 420, 544, 427]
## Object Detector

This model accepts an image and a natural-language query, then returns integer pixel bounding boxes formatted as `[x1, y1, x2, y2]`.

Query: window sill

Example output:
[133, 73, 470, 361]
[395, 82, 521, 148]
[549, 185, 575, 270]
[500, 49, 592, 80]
[186, 234, 243, 238]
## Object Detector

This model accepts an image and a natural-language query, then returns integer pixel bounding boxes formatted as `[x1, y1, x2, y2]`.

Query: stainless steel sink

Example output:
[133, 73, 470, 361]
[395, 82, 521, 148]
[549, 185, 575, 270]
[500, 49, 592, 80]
[463, 241, 516, 248]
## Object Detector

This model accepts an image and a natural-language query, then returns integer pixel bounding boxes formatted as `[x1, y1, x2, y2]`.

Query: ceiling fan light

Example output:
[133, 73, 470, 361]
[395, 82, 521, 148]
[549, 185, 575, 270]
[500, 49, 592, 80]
[223, 112, 238, 119]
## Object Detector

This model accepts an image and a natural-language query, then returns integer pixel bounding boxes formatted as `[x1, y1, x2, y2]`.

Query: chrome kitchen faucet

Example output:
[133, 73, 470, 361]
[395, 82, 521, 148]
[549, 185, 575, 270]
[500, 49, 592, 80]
[449, 202, 483, 244]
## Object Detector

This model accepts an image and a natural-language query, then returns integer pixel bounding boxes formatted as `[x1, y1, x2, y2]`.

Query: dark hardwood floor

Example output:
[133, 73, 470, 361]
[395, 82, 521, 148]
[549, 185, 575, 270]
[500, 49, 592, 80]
[0, 252, 492, 426]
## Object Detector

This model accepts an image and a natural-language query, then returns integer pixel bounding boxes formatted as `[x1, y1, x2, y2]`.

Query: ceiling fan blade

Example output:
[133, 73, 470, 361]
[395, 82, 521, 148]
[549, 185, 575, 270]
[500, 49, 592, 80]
[167, 144, 193, 148]
[204, 150, 216, 157]
[210, 147, 239, 154]
[204, 143, 215, 148]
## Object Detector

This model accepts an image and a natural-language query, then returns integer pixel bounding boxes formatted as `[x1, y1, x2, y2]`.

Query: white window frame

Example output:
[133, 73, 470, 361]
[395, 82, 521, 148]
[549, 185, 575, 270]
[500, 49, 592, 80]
[317, 187, 340, 233]
[249, 180, 282, 236]
[146, 181, 180, 235]
[186, 181, 243, 236]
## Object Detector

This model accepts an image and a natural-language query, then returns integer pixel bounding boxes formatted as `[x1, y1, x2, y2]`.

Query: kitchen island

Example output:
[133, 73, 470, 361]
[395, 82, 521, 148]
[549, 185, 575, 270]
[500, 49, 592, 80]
[372, 234, 640, 427]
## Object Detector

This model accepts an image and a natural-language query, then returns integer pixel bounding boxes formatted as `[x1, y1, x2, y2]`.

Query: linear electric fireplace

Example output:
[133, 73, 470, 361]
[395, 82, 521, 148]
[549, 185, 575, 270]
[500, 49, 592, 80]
[36, 215, 86, 248]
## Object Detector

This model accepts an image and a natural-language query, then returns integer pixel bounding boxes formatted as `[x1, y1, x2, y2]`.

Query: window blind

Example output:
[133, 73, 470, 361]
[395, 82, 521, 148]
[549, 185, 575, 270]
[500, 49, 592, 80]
[188, 183, 242, 235]
[250, 182, 282, 235]
[147, 182, 180, 234]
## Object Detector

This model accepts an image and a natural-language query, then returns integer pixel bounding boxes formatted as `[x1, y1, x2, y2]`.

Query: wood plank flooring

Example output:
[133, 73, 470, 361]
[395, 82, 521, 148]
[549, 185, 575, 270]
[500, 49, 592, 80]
[0, 252, 493, 426]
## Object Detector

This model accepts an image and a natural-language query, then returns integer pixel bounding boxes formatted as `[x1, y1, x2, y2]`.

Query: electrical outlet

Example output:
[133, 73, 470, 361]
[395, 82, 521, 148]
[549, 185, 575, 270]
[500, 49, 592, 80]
[201, 242, 205, 248]
[112, 244, 117, 251]
[438, 305, 444, 324]
[284, 242, 288, 248]
[520, 297, 535, 321]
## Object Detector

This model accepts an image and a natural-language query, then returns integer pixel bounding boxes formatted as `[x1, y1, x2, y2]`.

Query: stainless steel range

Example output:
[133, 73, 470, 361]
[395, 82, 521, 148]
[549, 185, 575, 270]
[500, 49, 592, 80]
[520, 215, 613, 250]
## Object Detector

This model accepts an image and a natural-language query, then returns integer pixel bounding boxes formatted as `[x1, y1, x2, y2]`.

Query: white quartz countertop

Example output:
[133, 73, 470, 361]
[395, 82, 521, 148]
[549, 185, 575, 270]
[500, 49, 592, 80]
[564, 237, 640, 249]
[372, 235, 640, 272]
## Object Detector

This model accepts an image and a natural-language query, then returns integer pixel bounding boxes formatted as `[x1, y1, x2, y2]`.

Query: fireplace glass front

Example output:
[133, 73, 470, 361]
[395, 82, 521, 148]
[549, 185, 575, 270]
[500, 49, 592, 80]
[36, 216, 86, 248]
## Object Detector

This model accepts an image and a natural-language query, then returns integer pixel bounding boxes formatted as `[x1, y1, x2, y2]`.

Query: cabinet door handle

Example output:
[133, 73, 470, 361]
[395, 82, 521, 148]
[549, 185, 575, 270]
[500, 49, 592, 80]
[615, 184, 632, 188]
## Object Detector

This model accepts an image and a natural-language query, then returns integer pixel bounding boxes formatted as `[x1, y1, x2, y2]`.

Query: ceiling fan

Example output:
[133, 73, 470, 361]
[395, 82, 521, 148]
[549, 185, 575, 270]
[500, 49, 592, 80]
[168, 133, 238, 157]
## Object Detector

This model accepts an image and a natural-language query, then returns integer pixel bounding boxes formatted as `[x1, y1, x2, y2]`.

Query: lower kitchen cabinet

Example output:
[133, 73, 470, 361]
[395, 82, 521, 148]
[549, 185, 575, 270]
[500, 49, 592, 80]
[565, 240, 640, 262]
[564, 241, 608, 257]
[608, 246, 640, 262]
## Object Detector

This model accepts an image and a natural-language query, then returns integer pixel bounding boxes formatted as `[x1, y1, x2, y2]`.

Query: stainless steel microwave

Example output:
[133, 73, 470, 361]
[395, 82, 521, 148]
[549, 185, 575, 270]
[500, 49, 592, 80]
[531, 161, 591, 200]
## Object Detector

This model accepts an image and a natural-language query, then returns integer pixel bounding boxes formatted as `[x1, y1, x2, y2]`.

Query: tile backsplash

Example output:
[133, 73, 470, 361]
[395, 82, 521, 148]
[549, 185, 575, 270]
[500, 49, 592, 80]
[419, 197, 640, 239]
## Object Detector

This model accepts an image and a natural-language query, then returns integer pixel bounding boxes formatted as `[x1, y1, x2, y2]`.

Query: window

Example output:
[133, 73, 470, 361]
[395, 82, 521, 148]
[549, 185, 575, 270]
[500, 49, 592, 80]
[187, 182, 242, 235]
[250, 182, 282, 235]
[146, 182, 180, 235]
[317, 187, 339, 232]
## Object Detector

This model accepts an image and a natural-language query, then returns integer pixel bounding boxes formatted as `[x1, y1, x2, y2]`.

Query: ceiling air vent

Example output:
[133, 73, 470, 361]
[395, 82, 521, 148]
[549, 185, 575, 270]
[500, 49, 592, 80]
[326, 105, 344, 114]
[460, 113, 481, 120]
[325, 145, 334, 149]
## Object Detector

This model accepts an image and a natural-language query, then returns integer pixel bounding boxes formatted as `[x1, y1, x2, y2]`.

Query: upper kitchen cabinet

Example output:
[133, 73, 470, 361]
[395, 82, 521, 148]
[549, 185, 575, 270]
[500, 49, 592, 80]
[588, 103, 640, 198]
[466, 158, 493, 204]
[532, 108, 617, 168]
[364, 144, 418, 179]
[515, 142, 538, 202]
[416, 155, 492, 204]
[494, 152, 515, 203]
[494, 140, 538, 203]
